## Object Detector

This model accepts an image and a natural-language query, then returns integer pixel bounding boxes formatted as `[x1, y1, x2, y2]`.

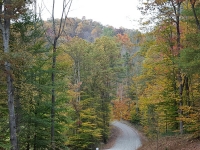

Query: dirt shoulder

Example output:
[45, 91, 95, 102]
[138, 134, 200, 150]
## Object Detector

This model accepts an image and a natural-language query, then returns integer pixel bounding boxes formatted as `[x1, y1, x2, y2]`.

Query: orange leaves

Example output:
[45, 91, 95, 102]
[116, 33, 133, 49]
[112, 98, 135, 121]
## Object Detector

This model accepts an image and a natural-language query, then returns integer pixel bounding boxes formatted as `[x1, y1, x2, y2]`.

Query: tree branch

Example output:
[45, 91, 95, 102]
[57, 0, 73, 39]
[190, 0, 200, 30]
[38, 7, 53, 43]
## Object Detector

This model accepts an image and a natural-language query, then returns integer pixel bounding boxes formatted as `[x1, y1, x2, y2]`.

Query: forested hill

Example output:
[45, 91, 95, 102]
[45, 17, 140, 42]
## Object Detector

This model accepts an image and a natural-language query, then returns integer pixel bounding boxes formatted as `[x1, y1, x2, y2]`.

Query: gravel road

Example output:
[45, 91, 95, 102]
[105, 121, 141, 150]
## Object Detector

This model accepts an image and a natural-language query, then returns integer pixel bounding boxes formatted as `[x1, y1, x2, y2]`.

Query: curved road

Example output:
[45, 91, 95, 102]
[106, 121, 141, 150]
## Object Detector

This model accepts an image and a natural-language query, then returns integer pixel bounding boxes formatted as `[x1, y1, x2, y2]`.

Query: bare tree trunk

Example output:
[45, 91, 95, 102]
[171, 0, 184, 134]
[46, 1, 73, 149]
[51, 40, 57, 149]
[177, 73, 184, 134]
[6, 62, 18, 150]
[0, 0, 18, 149]
[176, 2, 184, 135]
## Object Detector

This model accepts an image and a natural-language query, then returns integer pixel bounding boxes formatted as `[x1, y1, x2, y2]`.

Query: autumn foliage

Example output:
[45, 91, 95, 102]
[112, 98, 135, 121]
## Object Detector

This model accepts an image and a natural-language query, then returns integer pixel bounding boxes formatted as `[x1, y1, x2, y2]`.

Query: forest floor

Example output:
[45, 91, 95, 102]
[103, 121, 200, 150]
[138, 134, 200, 150]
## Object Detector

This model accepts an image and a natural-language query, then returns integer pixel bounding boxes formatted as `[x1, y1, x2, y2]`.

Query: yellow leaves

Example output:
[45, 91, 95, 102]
[155, 0, 168, 5]
[137, 0, 200, 137]
[177, 105, 199, 122]
[67, 105, 102, 149]
[57, 51, 73, 70]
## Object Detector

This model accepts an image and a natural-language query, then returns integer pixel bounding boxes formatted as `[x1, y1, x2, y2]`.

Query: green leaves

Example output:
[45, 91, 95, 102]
[179, 48, 200, 73]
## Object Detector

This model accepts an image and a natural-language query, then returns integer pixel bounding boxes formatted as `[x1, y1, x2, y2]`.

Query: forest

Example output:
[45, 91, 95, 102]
[0, 0, 200, 150]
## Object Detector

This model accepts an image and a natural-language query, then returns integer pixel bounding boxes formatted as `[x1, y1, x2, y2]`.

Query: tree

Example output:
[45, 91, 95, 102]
[177, 0, 200, 137]
[0, 0, 32, 149]
[102, 26, 115, 37]
[67, 97, 102, 150]
[9, 9, 53, 149]
[91, 36, 121, 143]
[41, 0, 73, 148]
[139, 0, 187, 134]
[64, 37, 90, 102]
[62, 36, 123, 147]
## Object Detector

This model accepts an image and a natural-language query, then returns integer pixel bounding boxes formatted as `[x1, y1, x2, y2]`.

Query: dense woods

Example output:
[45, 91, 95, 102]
[1, 0, 200, 150]
[134, 0, 200, 137]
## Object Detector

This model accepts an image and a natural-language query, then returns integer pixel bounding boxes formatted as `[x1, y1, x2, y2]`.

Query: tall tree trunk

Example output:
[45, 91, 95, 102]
[185, 76, 190, 106]
[42, 1, 72, 148]
[176, 2, 184, 135]
[0, 0, 18, 149]
[177, 5, 184, 135]
[177, 73, 184, 134]
[51, 40, 57, 150]
[171, 0, 184, 134]
[6, 62, 18, 150]
[15, 79, 21, 150]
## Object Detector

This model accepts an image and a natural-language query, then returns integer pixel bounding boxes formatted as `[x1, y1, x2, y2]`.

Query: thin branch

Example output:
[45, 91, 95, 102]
[41, 0, 51, 18]
[190, 0, 200, 30]
[171, 0, 177, 16]
[61, 0, 73, 35]
[57, 0, 73, 38]
[38, 7, 52, 43]
[57, 0, 67, 39]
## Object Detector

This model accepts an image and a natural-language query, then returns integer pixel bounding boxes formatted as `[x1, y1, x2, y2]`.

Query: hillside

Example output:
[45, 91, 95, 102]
[45, 17, 140, 42]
